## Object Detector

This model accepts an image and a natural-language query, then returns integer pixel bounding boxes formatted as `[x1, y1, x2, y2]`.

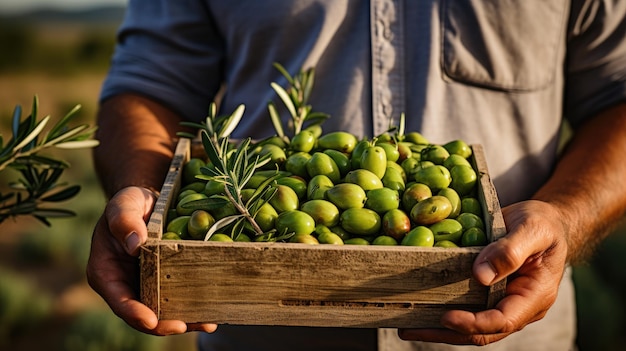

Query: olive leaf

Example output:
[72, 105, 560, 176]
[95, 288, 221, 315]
[268, 62, 329, 139]
[0, 95, 99, 226]
[177, 103, 277, 240]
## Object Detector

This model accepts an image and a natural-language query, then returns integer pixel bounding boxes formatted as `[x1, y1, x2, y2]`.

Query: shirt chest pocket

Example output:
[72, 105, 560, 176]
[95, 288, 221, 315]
[441, 0, 569, 91]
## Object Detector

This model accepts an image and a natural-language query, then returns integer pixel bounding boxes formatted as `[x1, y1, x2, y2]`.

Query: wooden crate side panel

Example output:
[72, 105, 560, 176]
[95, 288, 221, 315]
[155, 242, 489, 327]
[147, 138, 190, 239]
[471, 145, 508, 308]
[471, 145, 507, 242]
[140, 242, 160, 316]
[176, 302, 483, 328]
[143, 138, 190, 317]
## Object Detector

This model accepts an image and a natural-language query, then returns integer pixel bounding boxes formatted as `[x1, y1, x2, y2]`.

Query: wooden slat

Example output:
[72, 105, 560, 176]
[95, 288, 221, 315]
[156, 242, 487, 328]
[471, 145, 508, 308]
[146, 138, 190, 239]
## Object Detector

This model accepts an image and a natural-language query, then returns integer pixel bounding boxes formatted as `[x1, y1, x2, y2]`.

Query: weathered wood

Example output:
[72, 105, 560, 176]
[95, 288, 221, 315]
[146, 137, 190, 239]
[139, 242, 160, 315]
[141, 140, 508, 328]
[471, 144, 508, 308]
[155, 242, 487, 327]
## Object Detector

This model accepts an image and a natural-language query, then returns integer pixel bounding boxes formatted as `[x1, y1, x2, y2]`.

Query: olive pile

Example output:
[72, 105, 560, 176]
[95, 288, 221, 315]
[163, 130, 488, 247]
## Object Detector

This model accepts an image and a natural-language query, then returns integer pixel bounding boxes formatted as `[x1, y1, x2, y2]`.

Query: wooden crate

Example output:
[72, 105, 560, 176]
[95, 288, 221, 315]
[141, 138, 507, 328]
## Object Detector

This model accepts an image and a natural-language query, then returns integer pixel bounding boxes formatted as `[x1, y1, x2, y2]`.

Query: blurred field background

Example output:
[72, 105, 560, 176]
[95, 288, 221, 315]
[0, 4, 624, 351]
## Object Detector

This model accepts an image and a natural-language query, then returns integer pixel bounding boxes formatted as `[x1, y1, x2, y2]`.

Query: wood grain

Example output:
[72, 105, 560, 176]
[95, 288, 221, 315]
[141, 141, 508, 328]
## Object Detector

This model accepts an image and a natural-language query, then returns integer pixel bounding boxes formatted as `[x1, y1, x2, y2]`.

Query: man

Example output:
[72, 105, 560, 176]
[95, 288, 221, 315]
[87, 1, 626, 350]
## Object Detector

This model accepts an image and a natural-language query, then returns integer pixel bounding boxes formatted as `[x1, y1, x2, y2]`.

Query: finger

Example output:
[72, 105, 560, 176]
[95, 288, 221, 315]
[187, 323, 219, 333]
[105, 187, 158, 256]
[473, 205, 562, 286]
[399, 285, 546, 345]
[398, 325, 508, 346]
[88, 219, 189, 336]
[436, 273, 553, 336]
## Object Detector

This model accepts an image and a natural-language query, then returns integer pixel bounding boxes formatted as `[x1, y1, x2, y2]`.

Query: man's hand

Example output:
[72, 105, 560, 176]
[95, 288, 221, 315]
[86, 186, 217, 335]
[398, 200, 568, 345]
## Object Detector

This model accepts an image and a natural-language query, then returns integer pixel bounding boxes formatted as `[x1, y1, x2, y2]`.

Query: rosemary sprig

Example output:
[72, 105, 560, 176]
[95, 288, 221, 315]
[0, 95, 99, 226]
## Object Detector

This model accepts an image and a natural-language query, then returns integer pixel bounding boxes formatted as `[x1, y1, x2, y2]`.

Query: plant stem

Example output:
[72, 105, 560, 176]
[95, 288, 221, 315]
[223, 184, 264, 235]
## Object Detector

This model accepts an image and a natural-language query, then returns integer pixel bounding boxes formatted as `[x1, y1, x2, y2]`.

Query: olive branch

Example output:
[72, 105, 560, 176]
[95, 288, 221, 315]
[268, 62, 329, 142]
[0, 96, 99, 226]
[177, 105, 279, 240]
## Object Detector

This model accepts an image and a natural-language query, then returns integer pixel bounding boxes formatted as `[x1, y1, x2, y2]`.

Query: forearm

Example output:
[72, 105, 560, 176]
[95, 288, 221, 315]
[533, 103, 626, 263]
[93, 93, 186, 198]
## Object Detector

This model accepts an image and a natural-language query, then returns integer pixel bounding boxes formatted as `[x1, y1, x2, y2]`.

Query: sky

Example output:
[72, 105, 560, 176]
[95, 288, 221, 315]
[0, 0, 127, 14]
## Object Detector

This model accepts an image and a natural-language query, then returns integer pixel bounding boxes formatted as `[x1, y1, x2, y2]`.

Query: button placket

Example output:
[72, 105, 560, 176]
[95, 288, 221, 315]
[371, 0, 405, 137]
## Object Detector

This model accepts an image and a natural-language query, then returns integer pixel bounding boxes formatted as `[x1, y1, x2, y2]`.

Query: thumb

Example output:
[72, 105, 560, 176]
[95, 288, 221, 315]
[105, 186, 159, 256]
[473, 201, 561, 286]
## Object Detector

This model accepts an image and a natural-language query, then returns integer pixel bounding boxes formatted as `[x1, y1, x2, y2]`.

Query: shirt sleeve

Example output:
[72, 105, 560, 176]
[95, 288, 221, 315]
[565, 0, 626, 128]
[99, 0, 224, 121]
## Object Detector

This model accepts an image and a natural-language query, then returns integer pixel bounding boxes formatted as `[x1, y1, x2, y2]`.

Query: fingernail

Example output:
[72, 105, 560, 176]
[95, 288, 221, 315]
[125, 232, 140, 255]
[476, 260, 497, 285]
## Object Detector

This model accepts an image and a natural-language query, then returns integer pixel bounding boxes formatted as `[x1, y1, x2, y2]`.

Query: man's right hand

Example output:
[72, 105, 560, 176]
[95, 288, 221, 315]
[86, 186, 217, 335]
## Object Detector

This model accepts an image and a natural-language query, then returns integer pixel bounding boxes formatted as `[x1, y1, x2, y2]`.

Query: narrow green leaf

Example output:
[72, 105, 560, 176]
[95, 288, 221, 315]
[267, 102, 285, 138]
[9, 200, 37, 214]
[30, 95, 39, 129]
[304, 112, 330, 121]
[42, 124, 89, 146]
[33, 215, 52, 227]
[218, 104, 245, 139]
[246, 175, 279, 207]
[15, 154, 68, 168]
[302, 68, 315, 103]
[20, 167, 38, 187]
[13, 115, 50, 152]
[231, 218, 248, 238]
[179, 121, 206, 130]
[289, 88, 300, 110]
[46, 104, 81, 140]
[204, 215, 243, 241]
[12, 104, 22, 138]
[398, 112, 406, 138]
[204, 115, 215, 135]
[255, 153, 273, 170]
[240, 161, 258, 187]
[65, 126, 98, 141]
[208, 102, 217, 119]
[40, 167, 64, 190]
[32, 208, 76, 218]
[176, 132, 198, 139]
[299, 105, 312, 121]
[8, 182, 27, 190]
[41, 185, 81, 202]
[0, 192, 15, 202]
[271, 82, 297, 118]
[273, 62, 294, 85]
[54, 140, 100, 149]
[201, 131, 222, 168]
[180, 197, 229, 211]
[231, 138, 250, 180]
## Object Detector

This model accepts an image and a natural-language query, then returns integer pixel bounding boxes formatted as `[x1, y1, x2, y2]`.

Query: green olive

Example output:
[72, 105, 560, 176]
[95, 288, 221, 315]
[409, 195, 452, 225]
[401, 226, 435, 247]
[340, 208, 382, 236]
